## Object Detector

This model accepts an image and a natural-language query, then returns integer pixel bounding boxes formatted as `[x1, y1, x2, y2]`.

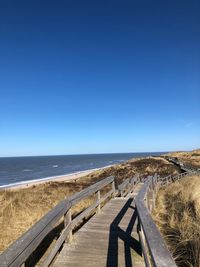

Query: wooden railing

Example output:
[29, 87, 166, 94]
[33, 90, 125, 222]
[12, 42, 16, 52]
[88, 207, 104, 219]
[0, 174, 139, 267]
[164, 156, 198, 173]
[1, 166, 199, 267]
[135, 174, 176, 267]
[135, 171, 200, 267]
[117, 174, 140, 197]
[158, 170, 199, 186]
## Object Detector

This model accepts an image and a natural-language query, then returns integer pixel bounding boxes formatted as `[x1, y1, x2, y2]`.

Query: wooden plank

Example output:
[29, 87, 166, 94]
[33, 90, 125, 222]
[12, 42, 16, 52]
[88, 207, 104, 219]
[118, 179, 130, 197]
[69, 176, 115, 207]
[41, 224, 71, 267]
[64, 208, 72, 243]
[0, 199, 71, 267]
[42, 201, 99, 267]
[99, 189, 113, 204]
[53, 195, 144, 267]
[138, 223, 151, 267]
[71, 201, 98, 227]
[37, 188, 115, 267]
[0, 176, 114, 267]
[135, 175, 177, 267]
[97, 190, 101, 213]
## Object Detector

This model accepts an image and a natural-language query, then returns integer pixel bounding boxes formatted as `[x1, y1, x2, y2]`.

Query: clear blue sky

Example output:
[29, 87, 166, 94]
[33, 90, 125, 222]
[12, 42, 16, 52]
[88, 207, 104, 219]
[0, 0, 199, 156]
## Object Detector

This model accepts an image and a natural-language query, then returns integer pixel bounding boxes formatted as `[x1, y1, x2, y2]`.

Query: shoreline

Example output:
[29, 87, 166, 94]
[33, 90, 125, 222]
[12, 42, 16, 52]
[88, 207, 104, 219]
[0, 164, 114, 191]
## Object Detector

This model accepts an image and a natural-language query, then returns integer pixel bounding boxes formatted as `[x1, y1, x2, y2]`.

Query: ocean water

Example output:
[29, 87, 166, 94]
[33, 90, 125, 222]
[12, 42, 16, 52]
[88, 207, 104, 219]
[0, 152, 163, 187]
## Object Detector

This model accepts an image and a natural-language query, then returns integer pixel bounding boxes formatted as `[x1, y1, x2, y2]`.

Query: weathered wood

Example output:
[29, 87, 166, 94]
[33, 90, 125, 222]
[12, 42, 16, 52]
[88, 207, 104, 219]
[135, 175, 177, 267]
[71, 201, 98, 228]
[0, 199, 71, 267]
[53, 195, 145, 267]
[118, 178, 130, 197]
[0, 176, 115, 267]
[64, 208, 72, 243]
[42, 201, 99, 267]
[69, 176, 115, 207]
[41, 224, 71, 267]
[138, 223, 151, 267]
[111, 181, 115, 196]
[100, 189, 114, 204]
[97, 190, 101, 214]
[130, 174, 139, 192]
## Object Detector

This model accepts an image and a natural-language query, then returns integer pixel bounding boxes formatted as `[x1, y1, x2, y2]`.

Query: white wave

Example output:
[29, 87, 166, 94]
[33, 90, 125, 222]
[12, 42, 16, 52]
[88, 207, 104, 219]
[0, 163, 117, 190]
[0, 169, 98, 190]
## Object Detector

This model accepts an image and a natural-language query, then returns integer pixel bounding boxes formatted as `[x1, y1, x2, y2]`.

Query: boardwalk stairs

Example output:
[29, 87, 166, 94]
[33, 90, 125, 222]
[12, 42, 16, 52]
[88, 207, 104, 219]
[1, 170, 199, 267]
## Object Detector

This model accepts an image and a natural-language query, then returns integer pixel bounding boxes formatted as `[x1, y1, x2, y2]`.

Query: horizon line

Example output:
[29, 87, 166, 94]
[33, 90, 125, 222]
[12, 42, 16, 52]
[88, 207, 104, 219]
[0, 150, 178, 158]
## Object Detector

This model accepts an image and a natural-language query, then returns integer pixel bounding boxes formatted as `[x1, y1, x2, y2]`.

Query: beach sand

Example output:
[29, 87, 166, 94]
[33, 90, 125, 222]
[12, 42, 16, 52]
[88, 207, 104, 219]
[0, 165, 113, 191]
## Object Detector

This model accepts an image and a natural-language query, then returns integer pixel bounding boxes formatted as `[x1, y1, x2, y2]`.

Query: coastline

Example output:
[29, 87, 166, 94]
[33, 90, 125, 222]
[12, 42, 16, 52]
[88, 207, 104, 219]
[0, 164, 114, 191]
[0, 153, 164, 191]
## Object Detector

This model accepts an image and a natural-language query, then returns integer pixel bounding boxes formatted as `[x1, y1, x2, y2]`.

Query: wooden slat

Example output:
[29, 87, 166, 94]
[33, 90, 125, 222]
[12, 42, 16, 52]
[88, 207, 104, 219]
[42, 200, 99, 267]
[0, 200, 71, 267]
[100, 189, 114, 204]
[52, 195, 145, 267]
[69, 176, 115, 207]
[0, 176, 114, 267]
[41, 224, 71, 267]
[138, 225, 151, 267]
[135, 175, 177, 267]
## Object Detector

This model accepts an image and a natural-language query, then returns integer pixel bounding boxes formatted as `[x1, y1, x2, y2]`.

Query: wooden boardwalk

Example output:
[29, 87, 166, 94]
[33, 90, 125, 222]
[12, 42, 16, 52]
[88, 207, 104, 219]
[53, 184, 144, 267]
[1, 173, 185, 266]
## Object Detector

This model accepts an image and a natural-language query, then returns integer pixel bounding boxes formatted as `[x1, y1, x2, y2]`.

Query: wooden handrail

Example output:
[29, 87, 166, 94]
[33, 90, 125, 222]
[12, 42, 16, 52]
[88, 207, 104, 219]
[165, 156, 199, 173]
[135, 170, 200, 267]
[0, 176, 115, 267]
[2, 165, 197, 267]
[117, 174, 140, 197]
[135, 175, 177, 267]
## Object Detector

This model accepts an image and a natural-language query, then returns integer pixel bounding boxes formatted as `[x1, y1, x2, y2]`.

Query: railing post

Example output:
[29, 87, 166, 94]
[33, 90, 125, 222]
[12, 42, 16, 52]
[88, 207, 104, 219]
[149, 178, 154, 212]
[97, 190, 101, 213]
[144, 195, 148, 208]
[112, 180, 116, 197]
[146, 188, 150, 210]
[138, 223, 151, 267]
[152, 185, 156, 211]
[148, 187, 153, 212]
[64, 208, 72, 243]
[120, 187, 123, 197]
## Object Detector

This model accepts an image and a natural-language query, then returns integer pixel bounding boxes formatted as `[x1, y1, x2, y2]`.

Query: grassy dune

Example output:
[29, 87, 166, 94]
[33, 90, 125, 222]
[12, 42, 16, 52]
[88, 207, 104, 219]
[166, 149, 200, 168]
[153, 174, 200, 267]
[0, 156, 179, 252]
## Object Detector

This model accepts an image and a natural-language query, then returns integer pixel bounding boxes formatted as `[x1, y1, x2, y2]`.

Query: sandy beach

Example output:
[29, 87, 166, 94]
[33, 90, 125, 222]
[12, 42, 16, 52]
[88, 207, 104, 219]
[0, 165, 113, 191]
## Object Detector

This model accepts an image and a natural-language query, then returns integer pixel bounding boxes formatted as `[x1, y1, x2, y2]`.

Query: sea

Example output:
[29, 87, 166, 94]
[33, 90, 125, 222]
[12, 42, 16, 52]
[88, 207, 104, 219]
[0, 152, 164, 188]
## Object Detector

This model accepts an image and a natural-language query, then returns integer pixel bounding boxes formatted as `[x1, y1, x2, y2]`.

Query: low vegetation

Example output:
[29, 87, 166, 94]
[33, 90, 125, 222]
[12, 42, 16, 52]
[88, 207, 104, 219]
[166, 149, 200, 168]
[0, 156, 179, 252]
[153, 174, 200, 267]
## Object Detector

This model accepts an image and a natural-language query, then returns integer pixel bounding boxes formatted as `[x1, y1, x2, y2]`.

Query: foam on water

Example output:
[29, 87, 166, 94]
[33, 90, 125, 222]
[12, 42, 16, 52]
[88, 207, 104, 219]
[0, 152, 164, 187]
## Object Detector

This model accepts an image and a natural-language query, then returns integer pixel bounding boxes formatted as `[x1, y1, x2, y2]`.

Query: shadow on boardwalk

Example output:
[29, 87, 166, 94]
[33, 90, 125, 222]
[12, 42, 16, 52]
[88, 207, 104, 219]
[106, 198, 142, 267]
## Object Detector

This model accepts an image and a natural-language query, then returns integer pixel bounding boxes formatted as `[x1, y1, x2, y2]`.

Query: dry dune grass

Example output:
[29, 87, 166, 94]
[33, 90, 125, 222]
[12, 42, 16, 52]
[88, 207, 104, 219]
[0, 157, 179, 253]
[153, 175, 200, 267]
[166, 149, 200, 168]
[83, 156, 180, 185]
[0, 181, 84, 252]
